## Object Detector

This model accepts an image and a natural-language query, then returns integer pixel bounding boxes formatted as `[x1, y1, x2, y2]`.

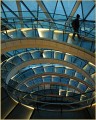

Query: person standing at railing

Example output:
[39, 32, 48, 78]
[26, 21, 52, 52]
[72, 14, 81, 40]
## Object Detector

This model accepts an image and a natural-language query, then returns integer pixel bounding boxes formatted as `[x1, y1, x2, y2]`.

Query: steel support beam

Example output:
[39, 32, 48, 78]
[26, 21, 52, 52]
[36, 0, 57, 29]
[1, 1, 20, 19]
[1, 1, 28, 28]
[36, 0, 53, 20]
[84, 5, 95, 20]
[21, 0, 43, 28]
[16, 0, 24, 28]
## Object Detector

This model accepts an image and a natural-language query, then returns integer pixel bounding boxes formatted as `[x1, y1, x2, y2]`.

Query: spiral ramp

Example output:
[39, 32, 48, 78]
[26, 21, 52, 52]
[1, 0, 96, 119]
[1, 27, 95, 119]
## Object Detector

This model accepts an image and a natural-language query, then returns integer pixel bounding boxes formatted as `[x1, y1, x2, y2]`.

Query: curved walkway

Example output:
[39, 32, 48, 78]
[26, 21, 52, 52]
[1, 38, 95, 64]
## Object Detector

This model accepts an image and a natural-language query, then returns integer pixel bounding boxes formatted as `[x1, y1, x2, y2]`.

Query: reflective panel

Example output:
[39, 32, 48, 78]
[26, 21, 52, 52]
[55, 67, 65, 74]
[65, 68, 76, 76]
[60, 77, 69, 84]
[75, 72, 85, 80]
[77, 83, 87, 91]
[44, 65, 54, 73]
[9, 56, 23, 65]
[43, 76, 51, 82]
[20, 52, 32, 61]
[69, 79, 78, 87]
[52, 76, 60, 82]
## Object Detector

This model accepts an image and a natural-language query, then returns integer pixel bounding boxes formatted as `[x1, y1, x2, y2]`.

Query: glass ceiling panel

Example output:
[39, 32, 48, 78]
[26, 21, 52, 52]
[21, 3, 33, 18]
[55, 1, 63, 15]
[38, 12, 47, 20]
[22, 1, 37, 11]
[43, 1, 56, 16]
[62, 1, 76, 16]
[3, 0, 18, 11]
[2, 5, 18, 18]
[82, 1, 94, 19]
[86, 8, 95, 20]
[54, 1, 66, 19]
[1, 7, 5, 18]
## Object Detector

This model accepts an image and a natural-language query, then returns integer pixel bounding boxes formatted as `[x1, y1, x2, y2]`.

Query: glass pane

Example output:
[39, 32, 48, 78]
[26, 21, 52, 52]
[73, 58, 87, 68]
[38, 12, 47, 19]
[21, 3, 34, 18]
[3, 1, 18, 12]
[22, 1, 37, 11]
[22, 69, 34, 79]
[43, 50, 54, 58]
[18, 84, 27, 91]
[43, 1, 56, 16]
[65, 68, 75, 76]
[64, 54, 76, 63]
[26, 80, 34, 87]
[52, 76, 60, 82]
[55, 1, 65, 16]
[86, 8, 95, 20]
[4, 62, 15, 71]
[34, 77, 42, 85]
[54, 51, 65, 60]
[55, 67, 65, 74]
[43, 76, 51, 82]
[2, 4, 18, 17]
[33, 66, 44, 74]
[80, 41, 92, 51]
[84, 78, 94, 86]
[83, 64, 95, 75]
[11, 56, 23, 65]
[63, 1, 76, 16]
[82, 1, 94, 18]
[60, 77, 69, 84]
[75, 72, 85, 80]
[31, 50, 41, 59]
[44, 66, 54, 73]
[69, 79, 78, 87]
[77, 83, 87, 91]
[20, 53, 32, 61]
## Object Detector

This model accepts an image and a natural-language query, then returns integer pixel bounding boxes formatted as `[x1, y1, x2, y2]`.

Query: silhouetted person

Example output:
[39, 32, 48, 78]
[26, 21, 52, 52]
[40, 50, 43, 57]
[72, 14, 81, 40]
